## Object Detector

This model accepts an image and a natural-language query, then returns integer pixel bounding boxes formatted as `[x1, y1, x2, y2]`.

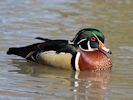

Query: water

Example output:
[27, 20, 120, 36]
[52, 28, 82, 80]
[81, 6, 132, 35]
[0, 0, 133, 100]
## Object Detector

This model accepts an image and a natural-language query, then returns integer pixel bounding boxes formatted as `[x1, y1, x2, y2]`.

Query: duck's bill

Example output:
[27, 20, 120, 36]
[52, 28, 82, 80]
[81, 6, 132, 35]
[99, 41, 112, 54]
[100, 46, 112, 54]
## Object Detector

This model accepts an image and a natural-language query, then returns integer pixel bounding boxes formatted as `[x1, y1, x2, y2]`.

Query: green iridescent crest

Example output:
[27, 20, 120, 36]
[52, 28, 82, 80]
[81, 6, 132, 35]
[83, 31, 105, 43]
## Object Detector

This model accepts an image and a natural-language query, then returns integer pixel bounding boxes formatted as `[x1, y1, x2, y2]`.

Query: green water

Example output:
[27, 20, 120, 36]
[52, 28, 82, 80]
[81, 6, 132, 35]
[0, 0, 133, 100]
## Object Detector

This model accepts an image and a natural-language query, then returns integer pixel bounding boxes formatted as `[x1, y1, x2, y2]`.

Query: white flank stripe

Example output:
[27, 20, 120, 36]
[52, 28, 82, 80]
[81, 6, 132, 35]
[75, 52, 80, 71]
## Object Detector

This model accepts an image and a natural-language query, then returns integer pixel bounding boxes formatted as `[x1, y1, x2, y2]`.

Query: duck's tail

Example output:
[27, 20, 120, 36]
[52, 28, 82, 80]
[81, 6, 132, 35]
[7, 47, 30, 58]
[7, 47, 18, 55]
[6, 43, 42, 58]
[7, 37, 49, 58]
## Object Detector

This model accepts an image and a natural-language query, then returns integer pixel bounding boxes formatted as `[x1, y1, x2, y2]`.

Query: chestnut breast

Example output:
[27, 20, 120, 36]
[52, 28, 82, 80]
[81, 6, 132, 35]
[78, 50, 112, 71]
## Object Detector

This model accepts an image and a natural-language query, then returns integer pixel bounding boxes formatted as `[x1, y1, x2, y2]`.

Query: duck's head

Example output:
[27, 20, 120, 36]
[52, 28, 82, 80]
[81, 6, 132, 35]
[71, 28, 112, 54]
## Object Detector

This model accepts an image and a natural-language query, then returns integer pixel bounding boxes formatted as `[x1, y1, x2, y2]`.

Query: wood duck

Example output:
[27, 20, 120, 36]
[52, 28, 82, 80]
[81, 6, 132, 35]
[7, 28, 112, 71]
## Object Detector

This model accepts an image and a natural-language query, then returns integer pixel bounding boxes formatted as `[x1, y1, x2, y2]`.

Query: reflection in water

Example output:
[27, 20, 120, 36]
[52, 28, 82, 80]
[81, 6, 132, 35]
[72, 71, 110, 100]
[10, 59, 71, 77]
[10, 59, 111, 100]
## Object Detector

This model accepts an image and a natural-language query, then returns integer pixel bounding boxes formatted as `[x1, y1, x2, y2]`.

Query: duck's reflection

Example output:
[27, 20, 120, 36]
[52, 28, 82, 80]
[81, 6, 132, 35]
[72, 71, 111, 100]
[9, 59, 72, 77]
[10, 59, 111, 100]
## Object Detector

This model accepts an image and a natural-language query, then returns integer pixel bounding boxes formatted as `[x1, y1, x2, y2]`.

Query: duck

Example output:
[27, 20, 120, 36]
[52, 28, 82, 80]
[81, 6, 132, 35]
[7, 28, 112, 71]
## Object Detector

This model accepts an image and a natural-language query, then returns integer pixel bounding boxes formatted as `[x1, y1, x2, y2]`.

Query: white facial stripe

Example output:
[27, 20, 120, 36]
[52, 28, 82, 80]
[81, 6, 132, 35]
[75, 52, 80, 71]
[79, 41, 98, 51]
[77, 38, 87, 44]
[87, 41, 98, 51]
[77, 33, 99, 51]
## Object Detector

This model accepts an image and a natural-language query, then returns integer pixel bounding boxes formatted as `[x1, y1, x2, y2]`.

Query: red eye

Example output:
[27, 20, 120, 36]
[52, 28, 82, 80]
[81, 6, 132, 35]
[91, 37, 96, 41]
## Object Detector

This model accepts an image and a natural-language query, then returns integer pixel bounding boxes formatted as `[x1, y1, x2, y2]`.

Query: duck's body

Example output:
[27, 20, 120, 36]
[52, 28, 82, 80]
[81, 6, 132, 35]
[7, 28, 112, 71]
[7, 40, 78, 70]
